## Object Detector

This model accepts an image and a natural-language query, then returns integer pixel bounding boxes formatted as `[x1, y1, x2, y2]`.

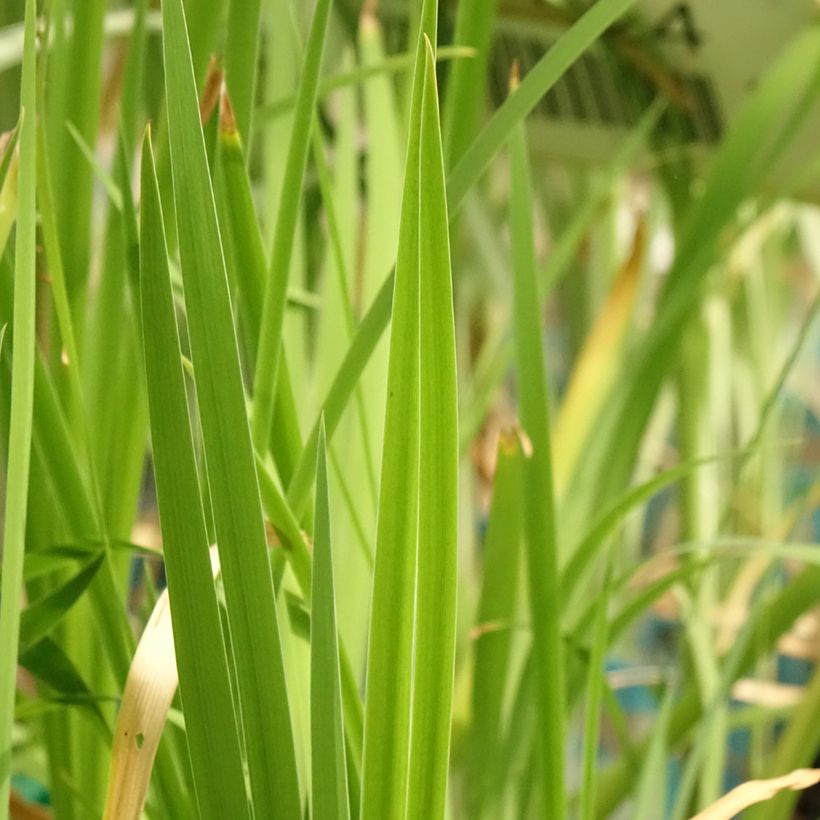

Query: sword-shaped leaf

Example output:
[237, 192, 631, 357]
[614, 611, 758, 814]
[407, 38, 459, 820]
[160, 0, 301, 814]
[311, 422, 351, 820]
[138, 132, 249, 820]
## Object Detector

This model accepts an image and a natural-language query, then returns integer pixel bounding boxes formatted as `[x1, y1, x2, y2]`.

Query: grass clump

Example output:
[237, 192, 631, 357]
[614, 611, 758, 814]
[0, 1, 819, 819]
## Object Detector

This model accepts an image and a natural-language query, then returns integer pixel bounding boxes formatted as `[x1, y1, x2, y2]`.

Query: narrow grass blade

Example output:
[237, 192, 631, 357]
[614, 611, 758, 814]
[0, 0, 35, 807]
[446, 0, 636, 210]
[286, 274, 394, 517]
[139, 132, 250, 820]
[19, 637, 109, 739]
[18, 556, 103, 650]
[257, 45, 475, 124]
[283, 11, 644, 517]
[48, 0, 105, 308]
[442, 0, 499, 167]
[216, 92, 304, 484]
[406, 39, 459, 820]
[311, 422, 351, 820]
[224, 0, 261, 147]
[509, 98, 565, 817]
[360, 3, 437, 817]
[632, 684, 673, 820]
[562, 453, 730, 601]
[161, 0, 301, 814]
[468, 433, 523, 818]
[0, 142, 17, 254]
[252, 0, 333, 455]
[578, 561, 613, 820]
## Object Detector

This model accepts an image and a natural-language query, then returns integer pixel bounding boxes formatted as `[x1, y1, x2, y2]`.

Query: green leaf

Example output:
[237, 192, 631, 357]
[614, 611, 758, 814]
[360, 3, 437, 817]
[578, 559, 613, 820]
[251, 0, 333, 455]
[406, 38, 459, 820]
[446, 0, 637, 210]
[508, 97, 566, 818]
[632, 685, 674, 820]
[160, 0, 301, 815]
[139, 131, 251, 820]
[224, 0, 261, 147]
[0, 0, 36, 807]
[286, 273, 394, 518]
[19, 637, 110, 741]
[215, 95, 304, 485]
[561, 453, 731, 606]
[256, 44, 475, 124]
[441, 0, 499, 167]
[468, 433, 523, 818]
[311, 421, 351, 820]
[284, 2, 639, 519]
[19, 555, 104, 652]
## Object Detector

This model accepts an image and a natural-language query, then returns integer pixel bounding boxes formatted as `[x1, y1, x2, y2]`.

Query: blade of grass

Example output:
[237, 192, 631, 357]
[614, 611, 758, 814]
[256, 453, 366, 794]
[358, 6, 403, 489]
[18, 556, 104, 651]
[215, 92, 304, 486]
[552, 218, 646, 493]
[311, 422, 351, 820]
[446, 0, 637, 211]
[0, 0, 35, 808]
[0, 141, 17, 253]
[508, 84, 565, 818]
[441, 0, 499, 168]
[632, 684, 674, 820]
[359, 2, 436, 816]
[19, 637, 110, 739]
[285, 5, 642, 518]
[224, 0, 261, 148]
[139, 131, 251, 820]
[562, 453, 733, 605]
[48, 0, 105, 311]
[310, 117, 379, 512]
[579, 558, 613, 820]
[286, 273, 395, 518]
[406, 39, 459, 820]
[251, 0, 333, 455]
[161, 0, 301, 814]
[468, 432, 523, 819]
[256, 45, 475, 124]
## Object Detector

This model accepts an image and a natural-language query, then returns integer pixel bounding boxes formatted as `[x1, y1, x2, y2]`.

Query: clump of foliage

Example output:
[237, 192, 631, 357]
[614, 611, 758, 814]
[0, 1, 818, 818]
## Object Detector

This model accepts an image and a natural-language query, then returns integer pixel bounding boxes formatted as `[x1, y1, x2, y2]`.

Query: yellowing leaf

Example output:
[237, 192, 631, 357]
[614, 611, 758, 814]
[553, 217, 647, 494]
[690, 769, 820, 820]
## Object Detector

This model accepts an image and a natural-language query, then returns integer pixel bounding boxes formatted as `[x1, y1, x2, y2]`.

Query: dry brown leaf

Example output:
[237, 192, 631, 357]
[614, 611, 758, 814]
[690, 768, 820, 820]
